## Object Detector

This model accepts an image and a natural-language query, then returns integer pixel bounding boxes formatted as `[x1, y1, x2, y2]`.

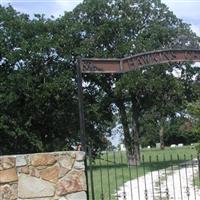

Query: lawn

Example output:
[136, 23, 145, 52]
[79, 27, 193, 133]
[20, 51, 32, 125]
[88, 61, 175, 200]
[87, 146, 198, 200]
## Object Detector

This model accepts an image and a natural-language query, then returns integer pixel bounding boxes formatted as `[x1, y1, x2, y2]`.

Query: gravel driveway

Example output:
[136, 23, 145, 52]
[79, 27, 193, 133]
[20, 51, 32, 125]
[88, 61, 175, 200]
[117, 162, 200, 200]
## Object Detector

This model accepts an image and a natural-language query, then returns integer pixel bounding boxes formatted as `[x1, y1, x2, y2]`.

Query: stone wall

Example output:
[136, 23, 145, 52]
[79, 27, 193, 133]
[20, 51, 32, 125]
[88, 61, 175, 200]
[0, 151, 87, 200]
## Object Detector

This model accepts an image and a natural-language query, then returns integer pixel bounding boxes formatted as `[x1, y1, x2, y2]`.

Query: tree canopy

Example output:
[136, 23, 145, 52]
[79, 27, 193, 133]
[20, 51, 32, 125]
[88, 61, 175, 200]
[0, 1, 200, 157]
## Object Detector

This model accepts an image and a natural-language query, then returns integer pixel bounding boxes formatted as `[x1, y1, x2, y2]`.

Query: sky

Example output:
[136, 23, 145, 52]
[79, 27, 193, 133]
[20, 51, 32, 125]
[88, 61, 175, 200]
[1, 0, 200, 36]
[0, 0, 200, 37]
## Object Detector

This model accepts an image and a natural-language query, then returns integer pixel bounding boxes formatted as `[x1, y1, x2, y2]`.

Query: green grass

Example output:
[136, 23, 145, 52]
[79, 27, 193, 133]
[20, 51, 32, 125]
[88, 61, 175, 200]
[194, 175, 200, 188]
[87, 146, 197, 200]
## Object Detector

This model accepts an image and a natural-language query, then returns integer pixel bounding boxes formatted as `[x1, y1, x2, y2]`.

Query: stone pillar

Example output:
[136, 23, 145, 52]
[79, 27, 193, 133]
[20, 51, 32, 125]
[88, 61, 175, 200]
[0, 151, 87, 200]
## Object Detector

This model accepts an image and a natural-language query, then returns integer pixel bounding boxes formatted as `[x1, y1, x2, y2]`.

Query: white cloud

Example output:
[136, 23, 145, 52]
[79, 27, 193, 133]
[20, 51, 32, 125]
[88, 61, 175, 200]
[52, 0, 82, 17]
[161, 0, 200, 37]
[55, 0, 82, 10]
[162, 0, 200, 21]
[191, 24, 200, 36]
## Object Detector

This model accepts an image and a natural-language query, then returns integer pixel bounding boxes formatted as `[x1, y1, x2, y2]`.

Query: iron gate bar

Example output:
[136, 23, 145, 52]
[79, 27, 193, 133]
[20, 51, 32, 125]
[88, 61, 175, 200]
[163, 155, 169, 200]
[191, 154, 197, 200]
[127, 154, 133, 200]
[170, 154, 176, 200]
[113, 151, 119, 200]
[156, 155, 162, 199]
[177, 154, 184, 200]
[99, 158, 104, 200]
[184, 154, 190, 200]
[198, 154, 200, 186]
[149, 156, 155, 200]
[106, 151, 111, 200]
[88, 148, 95, 200]
[142, 155, 148, 200]
[120, 151, 126, 200]
[135, 156, 141, 200]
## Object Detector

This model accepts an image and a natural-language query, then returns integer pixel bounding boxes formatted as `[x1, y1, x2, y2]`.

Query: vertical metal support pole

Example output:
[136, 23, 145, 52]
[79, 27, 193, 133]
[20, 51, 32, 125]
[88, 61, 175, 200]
[198, 154, 200, 185]
[77, 59, 86, 152]
[77, 59, 89, 199]
[89, 148, 95, 200]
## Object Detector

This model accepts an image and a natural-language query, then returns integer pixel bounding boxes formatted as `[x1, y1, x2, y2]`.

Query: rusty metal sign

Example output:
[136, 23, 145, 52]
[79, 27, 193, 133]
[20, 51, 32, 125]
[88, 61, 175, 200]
[80, 49, 200, 73]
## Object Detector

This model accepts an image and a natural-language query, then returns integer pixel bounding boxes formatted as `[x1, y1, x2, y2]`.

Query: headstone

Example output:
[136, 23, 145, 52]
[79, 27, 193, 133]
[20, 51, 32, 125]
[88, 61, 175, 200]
[170, 144, 177, 148]
[178, 143, 183, 147]
[156, 143, 161, 149]
[120, 144, 126, 151]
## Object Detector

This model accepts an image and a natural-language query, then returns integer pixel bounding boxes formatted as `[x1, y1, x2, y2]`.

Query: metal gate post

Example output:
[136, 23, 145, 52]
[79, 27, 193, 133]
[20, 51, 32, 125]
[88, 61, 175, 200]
[76, 59, 89, 199]
[89, 147, 95, 200]
[77, 59, 87, 151]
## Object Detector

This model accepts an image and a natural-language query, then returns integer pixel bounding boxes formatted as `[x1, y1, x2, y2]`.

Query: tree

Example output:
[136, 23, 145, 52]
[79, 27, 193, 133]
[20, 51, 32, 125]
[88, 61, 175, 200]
[0, 6, 79, 154]
[188, 101, 200, 135]
[1, 0, 199, 159]
[165, 115, 199, 146]
[0, 5, 113, 154]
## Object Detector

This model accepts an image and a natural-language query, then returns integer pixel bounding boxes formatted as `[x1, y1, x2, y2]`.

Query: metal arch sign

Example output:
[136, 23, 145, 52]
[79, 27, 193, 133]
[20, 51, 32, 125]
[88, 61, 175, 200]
[80, 49, 200, 73]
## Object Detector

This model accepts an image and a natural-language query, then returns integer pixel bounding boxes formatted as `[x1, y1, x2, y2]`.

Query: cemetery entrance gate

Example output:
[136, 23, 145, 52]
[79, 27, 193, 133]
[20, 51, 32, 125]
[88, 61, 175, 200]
[77, 49, 200, 200]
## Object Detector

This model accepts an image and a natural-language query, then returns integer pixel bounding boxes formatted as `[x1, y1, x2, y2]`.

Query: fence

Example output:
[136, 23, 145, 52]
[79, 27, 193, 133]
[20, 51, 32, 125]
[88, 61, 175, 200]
[86, 147, 200, 200]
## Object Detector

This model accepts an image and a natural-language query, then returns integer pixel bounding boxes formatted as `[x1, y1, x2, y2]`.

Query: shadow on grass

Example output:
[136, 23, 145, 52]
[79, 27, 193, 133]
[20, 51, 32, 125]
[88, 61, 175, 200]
[90, 160, 188, 171]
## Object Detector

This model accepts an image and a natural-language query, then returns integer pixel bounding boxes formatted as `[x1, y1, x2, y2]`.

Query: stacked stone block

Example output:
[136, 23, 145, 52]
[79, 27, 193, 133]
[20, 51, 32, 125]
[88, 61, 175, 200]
[0, 152, 87, 200]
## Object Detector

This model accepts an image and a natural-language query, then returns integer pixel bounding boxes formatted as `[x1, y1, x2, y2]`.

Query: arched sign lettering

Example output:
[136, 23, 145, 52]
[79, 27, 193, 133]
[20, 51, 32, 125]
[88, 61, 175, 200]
[80, 49, 200, 73]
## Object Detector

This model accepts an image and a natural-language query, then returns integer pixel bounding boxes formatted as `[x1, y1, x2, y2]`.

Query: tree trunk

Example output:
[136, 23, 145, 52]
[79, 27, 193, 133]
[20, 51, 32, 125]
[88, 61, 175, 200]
[116, 100, 131, 150]
[116, 99, 141, 165]
[159, 122, 165, 150]
[129, 113, 140, 166]
[116, 100, 139, 165]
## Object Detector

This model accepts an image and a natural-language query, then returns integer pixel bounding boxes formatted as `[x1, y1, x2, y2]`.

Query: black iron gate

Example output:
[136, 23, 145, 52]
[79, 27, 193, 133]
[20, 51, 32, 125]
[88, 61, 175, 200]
[86, 148, 200, 200]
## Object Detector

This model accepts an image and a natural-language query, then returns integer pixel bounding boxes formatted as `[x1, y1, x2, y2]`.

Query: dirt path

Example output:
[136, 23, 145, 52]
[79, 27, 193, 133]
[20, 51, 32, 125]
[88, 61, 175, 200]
[116, 162, 200, 200]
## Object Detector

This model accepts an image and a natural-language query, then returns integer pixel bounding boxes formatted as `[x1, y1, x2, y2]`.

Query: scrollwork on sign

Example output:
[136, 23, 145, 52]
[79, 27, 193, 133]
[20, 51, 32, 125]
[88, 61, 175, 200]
[81, 60, 102, 72]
